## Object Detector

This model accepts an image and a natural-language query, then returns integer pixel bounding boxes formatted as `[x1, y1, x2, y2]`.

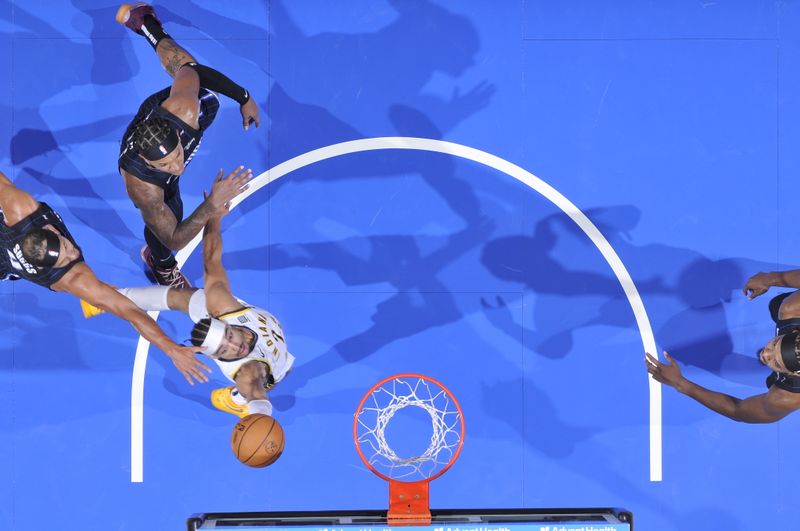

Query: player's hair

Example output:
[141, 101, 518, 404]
[133, 117, 177, 160]
[190, 318, 213, 347]
[19, 228, 52, 266]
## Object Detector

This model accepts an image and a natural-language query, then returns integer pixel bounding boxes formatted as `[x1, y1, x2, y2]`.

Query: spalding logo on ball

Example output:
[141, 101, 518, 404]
[231, 414, 285, 468]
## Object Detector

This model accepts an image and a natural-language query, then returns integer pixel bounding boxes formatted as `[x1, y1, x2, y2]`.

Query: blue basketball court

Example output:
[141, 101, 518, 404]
[0, 1, 795, 530]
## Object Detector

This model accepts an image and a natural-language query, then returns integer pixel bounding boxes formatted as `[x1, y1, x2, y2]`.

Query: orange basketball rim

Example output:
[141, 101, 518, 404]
[353, 374, 465, 525]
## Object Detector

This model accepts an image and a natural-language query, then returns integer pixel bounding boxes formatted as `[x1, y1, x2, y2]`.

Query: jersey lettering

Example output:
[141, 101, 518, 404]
[9, 245, 36, 274]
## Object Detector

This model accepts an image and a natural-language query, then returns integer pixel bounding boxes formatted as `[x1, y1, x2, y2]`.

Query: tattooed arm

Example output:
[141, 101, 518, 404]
[153, 37, 259, 131]
[122, 167, 253, 252]
[156, 38, 196, 77]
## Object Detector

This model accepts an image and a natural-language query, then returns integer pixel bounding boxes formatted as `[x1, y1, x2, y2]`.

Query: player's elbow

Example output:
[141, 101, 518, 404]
[159, 233, 187, 253]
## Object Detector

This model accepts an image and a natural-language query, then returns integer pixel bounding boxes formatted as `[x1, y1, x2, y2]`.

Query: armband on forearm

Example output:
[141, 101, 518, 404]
[181, 62, 250, 105]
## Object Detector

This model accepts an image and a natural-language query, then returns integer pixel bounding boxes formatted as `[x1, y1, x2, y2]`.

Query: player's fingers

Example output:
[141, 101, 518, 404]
[234, 169, 253, 182]
[663, 351, 675, 364]
[226, 165, 245, 180]
[252, 113, 261, 128]
[215, 168, 224, 182]
[234, 168, 251, 182]
[644, 352, 659, 365]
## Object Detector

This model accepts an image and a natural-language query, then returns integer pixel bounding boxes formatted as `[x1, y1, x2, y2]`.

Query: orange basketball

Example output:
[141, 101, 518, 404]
[231, 414, 285, 468]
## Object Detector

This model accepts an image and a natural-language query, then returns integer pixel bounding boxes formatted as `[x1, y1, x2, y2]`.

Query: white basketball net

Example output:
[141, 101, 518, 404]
[355, 376, 463, 482]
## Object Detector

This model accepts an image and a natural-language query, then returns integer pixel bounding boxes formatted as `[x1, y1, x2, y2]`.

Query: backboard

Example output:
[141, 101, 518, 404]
[187, 508, 634, 531]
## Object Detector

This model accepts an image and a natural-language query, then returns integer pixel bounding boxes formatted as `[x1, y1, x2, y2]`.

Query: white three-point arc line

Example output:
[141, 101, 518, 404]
[130, 137, 661, 483]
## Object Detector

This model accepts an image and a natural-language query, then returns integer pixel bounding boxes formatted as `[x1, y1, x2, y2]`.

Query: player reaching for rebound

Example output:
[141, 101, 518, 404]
[646, 269, 800, 423]
[116, 3, 259, 288]
[81, 197, 294, 418]
[0, 170, 210, 384]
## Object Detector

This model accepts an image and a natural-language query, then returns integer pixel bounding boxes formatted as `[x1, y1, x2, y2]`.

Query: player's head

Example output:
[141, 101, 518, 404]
[18, 227, 80, 269]
[190, 318, 255, 360]
[758, 330, 800, 375]
[134, 117, 185, 175]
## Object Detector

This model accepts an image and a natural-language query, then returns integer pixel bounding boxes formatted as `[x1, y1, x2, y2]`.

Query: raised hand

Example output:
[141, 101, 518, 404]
[645, 351, 685, 389]
[164, 344, 212, 385]
[205, 166, 253, 216]
[240, 99, 261, 130]
[742, 272, 775, 300]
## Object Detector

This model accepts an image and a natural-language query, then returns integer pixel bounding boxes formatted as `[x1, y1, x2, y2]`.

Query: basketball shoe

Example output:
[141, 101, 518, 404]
[141, 245, 191, 289]
[212, 387, 248, 418]
[115, 3, 160, 35]
[80, 299, 105, 318]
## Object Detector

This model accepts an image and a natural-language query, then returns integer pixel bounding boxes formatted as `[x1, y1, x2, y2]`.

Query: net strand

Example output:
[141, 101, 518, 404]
[356, 377, 462, 481]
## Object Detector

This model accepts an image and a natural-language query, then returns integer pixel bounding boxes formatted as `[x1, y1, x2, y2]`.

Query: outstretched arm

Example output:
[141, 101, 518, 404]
[201, 210, 242, 317]
[156, 38, 260, 130]
[58, 264, 211, 385]
[645, 351, 800, 423]
[180, 63, 261, 130]
[743, 270, 800, 300]
[0, 171, 40, 225]
[122, 6, 258, 129]
[123, 167, 252, 252]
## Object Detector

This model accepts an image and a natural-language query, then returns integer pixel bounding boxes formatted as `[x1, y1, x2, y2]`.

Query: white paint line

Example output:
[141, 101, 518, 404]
[131, 137, 661, 482]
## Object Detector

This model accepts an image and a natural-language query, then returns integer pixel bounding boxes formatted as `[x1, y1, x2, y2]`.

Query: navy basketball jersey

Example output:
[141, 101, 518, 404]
[0, 203, 84, 289]
[118, 87, 220, 189]
[766, 312, 800, 392]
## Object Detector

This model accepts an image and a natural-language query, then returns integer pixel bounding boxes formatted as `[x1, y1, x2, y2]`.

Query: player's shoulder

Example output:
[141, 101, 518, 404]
[160, 96, 200, 130]
[219, 304, 256, 321]
[227, 305, 278, 325]
[766, 384, 800, 410]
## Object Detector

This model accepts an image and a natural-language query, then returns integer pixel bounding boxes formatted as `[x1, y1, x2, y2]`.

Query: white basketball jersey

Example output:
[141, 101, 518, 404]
[216, 305, 295, 387]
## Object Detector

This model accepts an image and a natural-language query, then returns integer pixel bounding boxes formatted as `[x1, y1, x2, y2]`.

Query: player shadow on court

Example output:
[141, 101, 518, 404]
[2, 5, 149, 260]
[262, 87, 490, 228]
[17, 166, 141, 256]
[0, 292, 93, 371]
[482, 374, 742, 528]
[4, 4, 264, 266]
[480, 205, 772, 387]
[172, 0, 494, 227]
[1, 3, 134, 152]
[221, 221, 495, 402]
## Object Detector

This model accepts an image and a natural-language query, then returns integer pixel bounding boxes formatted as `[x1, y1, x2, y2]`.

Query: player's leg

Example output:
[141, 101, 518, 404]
[81, 286, 198, 318]
[116, 3, 197, 76]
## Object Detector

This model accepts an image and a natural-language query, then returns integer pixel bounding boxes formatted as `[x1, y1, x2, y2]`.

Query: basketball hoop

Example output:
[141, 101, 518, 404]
[353, 374, 465, 525]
